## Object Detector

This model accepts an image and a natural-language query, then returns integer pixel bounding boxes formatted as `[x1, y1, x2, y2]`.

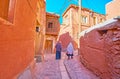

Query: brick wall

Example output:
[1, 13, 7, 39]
[80, 19, 120, 79]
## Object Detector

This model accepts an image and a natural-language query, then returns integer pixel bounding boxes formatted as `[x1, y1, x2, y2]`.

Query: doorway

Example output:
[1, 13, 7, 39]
[45, 40, 53, 54]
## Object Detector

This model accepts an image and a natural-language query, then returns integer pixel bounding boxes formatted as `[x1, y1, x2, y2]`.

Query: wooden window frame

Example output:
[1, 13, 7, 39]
[48, 22, 53, 28]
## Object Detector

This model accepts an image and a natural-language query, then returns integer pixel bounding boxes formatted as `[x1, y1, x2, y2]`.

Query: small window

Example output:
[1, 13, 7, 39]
[100, 18, 104, 23]
[82, 16, 87, 24]
[100, 18, 102, 23]
[36, 27, 40, 32]
[93, 17, 97, 25]
[48, 22, 53, 28]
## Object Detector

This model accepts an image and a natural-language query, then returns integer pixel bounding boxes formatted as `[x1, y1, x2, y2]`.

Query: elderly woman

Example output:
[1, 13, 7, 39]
[66, 42, 74, 59]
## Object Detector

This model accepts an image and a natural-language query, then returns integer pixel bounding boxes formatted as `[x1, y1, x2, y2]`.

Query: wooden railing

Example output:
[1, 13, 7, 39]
[46, 27, 60, 35]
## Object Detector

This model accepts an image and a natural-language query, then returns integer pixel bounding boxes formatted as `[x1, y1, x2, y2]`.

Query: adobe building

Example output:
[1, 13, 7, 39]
[45, 12, 60, 54]
[106, 0, 120, 20]
[35, 0, 46, 62]
[59, 4, 106, 50]
[80, 17, 120, 79]
[0, 0, 44, 79]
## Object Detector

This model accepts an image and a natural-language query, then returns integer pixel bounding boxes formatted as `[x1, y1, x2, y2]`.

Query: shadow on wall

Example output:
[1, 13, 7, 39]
[59, 32, 78, 52]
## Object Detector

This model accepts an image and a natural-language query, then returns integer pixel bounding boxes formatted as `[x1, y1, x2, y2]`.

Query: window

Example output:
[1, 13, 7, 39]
[36, 27, 40, 32]
[82, 16, 87, 24]
[48, 22, 53, 28]
[93, 17, 97, 25]
[100, 18, 104, 23]
[0, 0, 16, 23]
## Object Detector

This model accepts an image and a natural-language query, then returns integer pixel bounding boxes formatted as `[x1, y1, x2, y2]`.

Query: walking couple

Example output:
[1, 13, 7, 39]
[55, 41, 74, 60]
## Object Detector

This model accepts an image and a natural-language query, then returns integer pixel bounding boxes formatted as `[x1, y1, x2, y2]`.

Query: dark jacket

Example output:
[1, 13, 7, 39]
[55, 42, 62, 52]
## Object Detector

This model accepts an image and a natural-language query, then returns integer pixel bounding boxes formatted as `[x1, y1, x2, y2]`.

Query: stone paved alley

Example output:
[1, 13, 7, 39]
[33, 51, 100, 79]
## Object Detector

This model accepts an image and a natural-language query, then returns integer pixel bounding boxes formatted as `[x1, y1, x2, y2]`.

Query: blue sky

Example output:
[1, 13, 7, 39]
[46, 0, 112, 23]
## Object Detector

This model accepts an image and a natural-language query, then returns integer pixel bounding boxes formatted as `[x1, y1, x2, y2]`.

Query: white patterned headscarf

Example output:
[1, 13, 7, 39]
[67, 42, 74, 54]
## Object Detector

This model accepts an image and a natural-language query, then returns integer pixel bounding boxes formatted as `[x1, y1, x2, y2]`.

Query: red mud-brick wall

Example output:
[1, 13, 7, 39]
[0, 0, 37, 79]
[59, 32, 78, 51]
[59, 32, 72, 51]
[80, 20, 120, 79]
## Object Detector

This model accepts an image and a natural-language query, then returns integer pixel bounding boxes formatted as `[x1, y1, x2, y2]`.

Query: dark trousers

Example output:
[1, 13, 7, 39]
[67, 54, 73, 59]
[56, 51, 61, 59]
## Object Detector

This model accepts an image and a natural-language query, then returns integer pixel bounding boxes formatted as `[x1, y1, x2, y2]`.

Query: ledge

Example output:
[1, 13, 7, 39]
[0, 17, 14, 26]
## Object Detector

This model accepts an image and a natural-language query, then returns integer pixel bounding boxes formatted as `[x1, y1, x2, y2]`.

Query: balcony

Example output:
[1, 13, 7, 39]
[46, 27, 60, 35]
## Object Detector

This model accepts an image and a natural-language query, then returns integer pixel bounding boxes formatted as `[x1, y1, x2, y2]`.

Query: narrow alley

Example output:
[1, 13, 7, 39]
[34, 51, 100, 79]
[0, 0, 120, 79]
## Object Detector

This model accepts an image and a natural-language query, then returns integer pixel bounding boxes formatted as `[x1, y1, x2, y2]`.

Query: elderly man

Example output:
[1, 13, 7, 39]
[55, 41, 62, 59]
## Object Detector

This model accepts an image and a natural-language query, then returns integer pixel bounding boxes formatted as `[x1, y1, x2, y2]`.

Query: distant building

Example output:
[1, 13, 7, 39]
[45, 12, 60, 54]
[59, 4, 106, 49]
[106, 0, 120, 19]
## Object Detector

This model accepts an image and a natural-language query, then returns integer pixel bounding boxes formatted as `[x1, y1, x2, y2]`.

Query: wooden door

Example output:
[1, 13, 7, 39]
[45, 40, 53, 54]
